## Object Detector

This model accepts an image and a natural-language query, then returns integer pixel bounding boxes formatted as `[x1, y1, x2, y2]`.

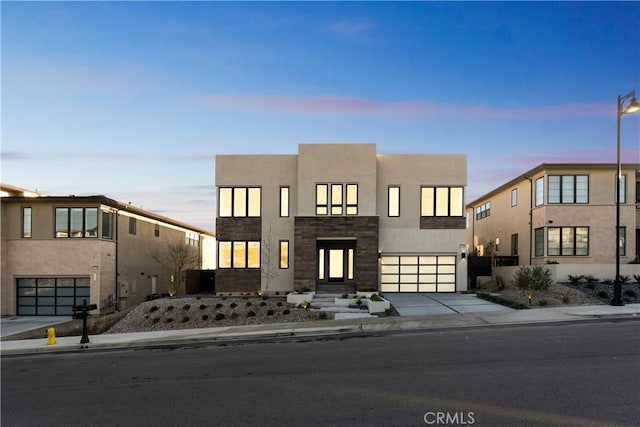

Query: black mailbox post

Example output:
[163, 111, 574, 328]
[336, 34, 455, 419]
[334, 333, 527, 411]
[72, 299, 97, 345]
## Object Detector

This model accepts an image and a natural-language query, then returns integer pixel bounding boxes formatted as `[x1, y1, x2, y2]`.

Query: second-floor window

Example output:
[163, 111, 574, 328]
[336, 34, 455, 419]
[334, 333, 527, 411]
[548, 175, 588, 204]
[388, 186, 400, 217]
[316, 183, 358, 216]
[55, 207, 98, 238]
[186, 231, 200, 246]
[280, 187, 290, 217]
[22, 207, 32, 238]
[535, 177, 544, 206]
[475, 201, 490, 220]
[101, 210, 114, 239]
[129, 217, 137, 235]
[616, 175, 626, 204]
[219, 187, 261, 218]
[421, 187, 464, 217]
[511, 188, 518, 207]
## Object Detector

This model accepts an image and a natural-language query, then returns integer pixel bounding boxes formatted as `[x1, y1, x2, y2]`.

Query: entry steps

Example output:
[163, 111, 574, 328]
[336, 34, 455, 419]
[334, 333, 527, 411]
[309, 294, 376, 319]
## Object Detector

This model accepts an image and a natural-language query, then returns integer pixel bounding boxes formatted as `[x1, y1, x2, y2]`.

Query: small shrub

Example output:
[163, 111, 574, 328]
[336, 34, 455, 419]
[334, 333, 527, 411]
[318, 311, 328, 320]
[152, 317, 160, 324]
[371, 294, 383, 302]
[182, 304, 191, 310]
[165, 318, 174, 323]
[199, 304, 207, 310]
[215, 313, 225, 321]
[241, 295, 249, 300]
[537, 299, 548, 307]
[633, 274, 640, 284]
[623, 289, 637, 298]
[276, 302, 283, 307]
[246, 311, 256, 317]
[221, 296, 227, 300]
[568, 274, 584, 285]
[196, 296, 202, 300]
[355, 299, 363, 307]
[261, 295, 269, 300]
[246, 301, 252, 307]
[215, 303, 223, 309]
[602, 279, 613, 285]
[230, 312, 238, 319]
[267, 310, 274, 316]
[585, 275, 599, 285]
[148, 306, 159, 313]
[230, 302, 237, 308]
[619, 275, 631, 284]
[181, 316, 190, 323]
[260, 301, 267, 307]
[282, 309, 290, 315]
[384, 308, 393, 315]
[514, 265, 553, 305]
[561, 295, 570, 304]
[341, 293, 349, 299]
[301, 286, 311, 292]
[597, 290, 609, 299]
[201, 315, 209, 321]
[166, 306, 175, 311]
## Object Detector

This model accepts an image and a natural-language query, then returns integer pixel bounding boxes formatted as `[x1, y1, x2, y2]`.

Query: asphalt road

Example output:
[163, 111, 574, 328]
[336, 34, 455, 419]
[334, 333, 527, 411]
[2, 319, 639, 427]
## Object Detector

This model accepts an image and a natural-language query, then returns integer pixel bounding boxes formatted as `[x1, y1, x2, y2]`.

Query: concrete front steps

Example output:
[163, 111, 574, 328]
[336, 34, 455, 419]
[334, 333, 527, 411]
[309, 294, 375, 320]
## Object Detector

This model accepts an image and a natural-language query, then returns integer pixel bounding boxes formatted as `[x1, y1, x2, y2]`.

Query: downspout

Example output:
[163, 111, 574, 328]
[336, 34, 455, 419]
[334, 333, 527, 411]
[524, 176, 533, 265]
[115, 209, 120, 311]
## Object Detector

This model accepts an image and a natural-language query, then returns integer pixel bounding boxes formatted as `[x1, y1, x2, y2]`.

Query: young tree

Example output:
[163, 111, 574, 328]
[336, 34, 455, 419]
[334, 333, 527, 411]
[513, 265, 553, 305]
[151, 241, 200, 296]
[261, 227, 279, 294]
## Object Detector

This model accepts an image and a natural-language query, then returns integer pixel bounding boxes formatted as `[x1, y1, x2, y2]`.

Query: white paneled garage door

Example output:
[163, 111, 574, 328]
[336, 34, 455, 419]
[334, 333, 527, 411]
[380, 255, 456, 292]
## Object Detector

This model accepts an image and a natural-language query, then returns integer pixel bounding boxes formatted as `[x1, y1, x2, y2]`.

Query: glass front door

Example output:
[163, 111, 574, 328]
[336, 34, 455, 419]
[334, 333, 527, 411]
[317, 241, 356, 284]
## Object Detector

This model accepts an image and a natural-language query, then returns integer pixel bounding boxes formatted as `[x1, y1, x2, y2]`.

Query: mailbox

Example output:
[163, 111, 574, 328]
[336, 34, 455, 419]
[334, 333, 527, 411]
[72, 299, 97, 345]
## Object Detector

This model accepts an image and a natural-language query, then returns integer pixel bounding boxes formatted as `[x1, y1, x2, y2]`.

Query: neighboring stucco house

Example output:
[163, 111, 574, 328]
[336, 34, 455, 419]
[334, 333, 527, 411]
[215, 143, 468, 294]
[466, 163, 640, 280]
[1, 184, 216, 316]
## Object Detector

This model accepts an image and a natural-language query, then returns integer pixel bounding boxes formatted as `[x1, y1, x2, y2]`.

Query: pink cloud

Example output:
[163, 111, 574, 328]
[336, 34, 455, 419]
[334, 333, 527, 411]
[190, 94, 614, 119]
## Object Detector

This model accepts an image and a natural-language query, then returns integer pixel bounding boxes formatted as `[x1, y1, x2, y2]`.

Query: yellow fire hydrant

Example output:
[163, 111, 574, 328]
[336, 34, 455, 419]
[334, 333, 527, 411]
[47, 327, 56, 345]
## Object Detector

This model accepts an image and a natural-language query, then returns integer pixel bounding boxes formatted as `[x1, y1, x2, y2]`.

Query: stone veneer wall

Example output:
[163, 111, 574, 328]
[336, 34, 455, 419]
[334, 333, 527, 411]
[420, 217, 466, 229]
[215, 217, 262, 293]
[294, 216, 379, 292]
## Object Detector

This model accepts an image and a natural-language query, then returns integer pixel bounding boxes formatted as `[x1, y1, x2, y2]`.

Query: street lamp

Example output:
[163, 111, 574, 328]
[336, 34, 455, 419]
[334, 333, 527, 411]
[612, 90, 640, 306]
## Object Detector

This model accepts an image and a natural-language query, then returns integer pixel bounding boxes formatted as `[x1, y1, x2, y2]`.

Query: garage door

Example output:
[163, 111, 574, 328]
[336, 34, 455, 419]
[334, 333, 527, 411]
[17, 277, 91, 316]
[380, 255, 456, 292]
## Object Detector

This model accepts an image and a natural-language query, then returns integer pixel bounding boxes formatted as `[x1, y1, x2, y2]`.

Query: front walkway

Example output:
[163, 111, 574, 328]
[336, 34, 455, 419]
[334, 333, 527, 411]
[384, 293, 514, 316]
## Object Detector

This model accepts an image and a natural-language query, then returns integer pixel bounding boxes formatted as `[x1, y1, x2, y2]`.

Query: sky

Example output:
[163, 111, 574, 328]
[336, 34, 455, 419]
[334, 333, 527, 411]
[2, 1, 639, 232]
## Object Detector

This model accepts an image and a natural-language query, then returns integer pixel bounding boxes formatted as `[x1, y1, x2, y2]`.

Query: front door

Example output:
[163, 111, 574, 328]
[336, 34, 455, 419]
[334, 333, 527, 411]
[317, 240, 356, 286]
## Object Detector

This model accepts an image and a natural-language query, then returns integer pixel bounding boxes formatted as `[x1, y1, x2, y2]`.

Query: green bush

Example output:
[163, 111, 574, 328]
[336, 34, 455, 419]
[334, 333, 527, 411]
[537, 299, 548, 307]
[182, 304, 191, 310]
[561, 295, 570, 304]
[148, 306, 159, 313]
[568, 274, 584, 284]
[230, 302, 237, 308]
[318, 311, 328, 320]
[282, 309, 290, 315]
[230, 312, 238, 319]
[215, 303, 223, 309]
[246, 311, 256, 317]
[633, 274, 640, 284]
[152, 317, 160, 324]
[585, 275, 599, 285]
[619, 275, 631, 284]
[199, 304, 207, 310]
[513, 265, 553, 305]
[215, 313, 225, 321]
[165, 318, 174, 323]
[597, 290, 609, 299]
[623, 289, 637, 298]
[603, 279, 613, 285]
[201, 315, 209, 321]
[371, 294, 383, 302]
[166, 306, 175, 311]
[341, 293, 349, 299]
[261, 295, 269, 300]
[246, 301, 252, 307]
[181, 316, 190, 323]
[267, 310, 274, 316]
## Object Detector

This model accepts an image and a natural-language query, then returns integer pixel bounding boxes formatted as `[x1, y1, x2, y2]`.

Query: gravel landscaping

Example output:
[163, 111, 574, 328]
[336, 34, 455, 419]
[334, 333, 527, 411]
[476, 281, 604, 308]
[106, 296, 333, 334]
[562, 280, 640, 305]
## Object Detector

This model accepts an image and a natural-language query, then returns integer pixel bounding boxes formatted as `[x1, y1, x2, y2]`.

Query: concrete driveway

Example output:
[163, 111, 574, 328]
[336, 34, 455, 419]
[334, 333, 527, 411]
[384, 293, 514, 316]
[0, 316, 71, 339]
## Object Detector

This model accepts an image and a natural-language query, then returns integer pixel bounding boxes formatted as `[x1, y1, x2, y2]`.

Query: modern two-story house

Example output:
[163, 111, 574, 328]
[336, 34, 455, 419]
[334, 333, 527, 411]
[466, 163, 640, 280]
[1, 184, 216, 316]
[215, 143, 468, 294]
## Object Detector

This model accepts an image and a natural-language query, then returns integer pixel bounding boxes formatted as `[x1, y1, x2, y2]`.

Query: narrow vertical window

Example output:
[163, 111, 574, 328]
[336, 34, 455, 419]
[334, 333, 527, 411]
[233, 241, 247, 268]
[346, 184, 358, 215]
[154, 224, 160, 238]
[548, 176, 560, 204]
[129, 217, 137, 235]
[449, 187, 463, 216]
[421, 187, 434, 216]
[55, 208, 69, 237]
[70, 208, 84, 238]
[575, 176, 588, 203]
[102, 210, 114, 239]
[534, 228, 544, 257]
[22, 207, 32, 238]
[331, 184, 343, 215]
[510, 233, 518, 256]
[511, 188, 518, 207]
[576, 227, 589, 256]
[219, 188, 232, 217]
[535, 177, 544, 206]
[547, 227, 560, 256]
[435, 188, 449, 216]
[247, 241, 260, 268]
[318, 249, 325, 280]
[388, 186, 400, 217]
[279, 241, 289, 269]
[316, 184, 328, 215]
[85, 208, 98, 238]
[219, 242, 232, 268]
[618, 226, 626, 256]
[280, 187, 290, 217]
[233, 188, 247, 217]
[616, 175, 626, 204]
[248, 187, 261, 217]
[347, 248, 354, 280]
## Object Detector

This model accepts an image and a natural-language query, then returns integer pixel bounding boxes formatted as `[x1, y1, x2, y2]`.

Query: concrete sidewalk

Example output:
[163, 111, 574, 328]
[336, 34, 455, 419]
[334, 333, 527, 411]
[2, 303, 639, 356]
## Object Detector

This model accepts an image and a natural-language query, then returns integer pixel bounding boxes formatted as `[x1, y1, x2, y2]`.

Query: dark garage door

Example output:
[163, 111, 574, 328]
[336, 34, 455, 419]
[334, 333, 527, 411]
[17, 277, 91, 316]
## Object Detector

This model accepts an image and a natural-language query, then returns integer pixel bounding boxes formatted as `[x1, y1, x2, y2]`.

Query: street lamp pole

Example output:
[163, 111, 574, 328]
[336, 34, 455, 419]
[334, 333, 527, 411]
[612, 90, 640, 306]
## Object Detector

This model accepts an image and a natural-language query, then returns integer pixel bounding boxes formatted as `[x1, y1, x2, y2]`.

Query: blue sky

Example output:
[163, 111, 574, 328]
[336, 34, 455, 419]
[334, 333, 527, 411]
[2, 1, 639, 231]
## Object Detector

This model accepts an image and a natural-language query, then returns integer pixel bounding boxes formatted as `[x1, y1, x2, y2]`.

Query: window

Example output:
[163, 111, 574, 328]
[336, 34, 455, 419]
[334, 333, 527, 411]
[421, 187, 464, 217]
[185, 231, 199, 246]
[548, 175, 588, 204]
[218, 187, 261, 218]
[475, 201, 491, 220]
[101, 210, 114, 239]
[55, 207, 98, 238]
[316, 184, 328, 215]
[346, 184, 358, 215]
[154, 224, 160, 238]
[22, 207, 32, 238]
[279, 241, 289, 269]
[636, 179, 640, 208]
[218, 241, 260, 269]
[331, 184, 343, 215]
[388, 186, 400, 217]
[280, 187, 290, 217]
[547, 227, 589, 256]
[534, 228, 544, 257]
[511, 188, 518, 207]
[535, 177, 544, 206]
[511, 233, 518, 256]
[129, 217, 137, 235]
[618, 227, 626, 256]
[615, 175, 626, 204]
